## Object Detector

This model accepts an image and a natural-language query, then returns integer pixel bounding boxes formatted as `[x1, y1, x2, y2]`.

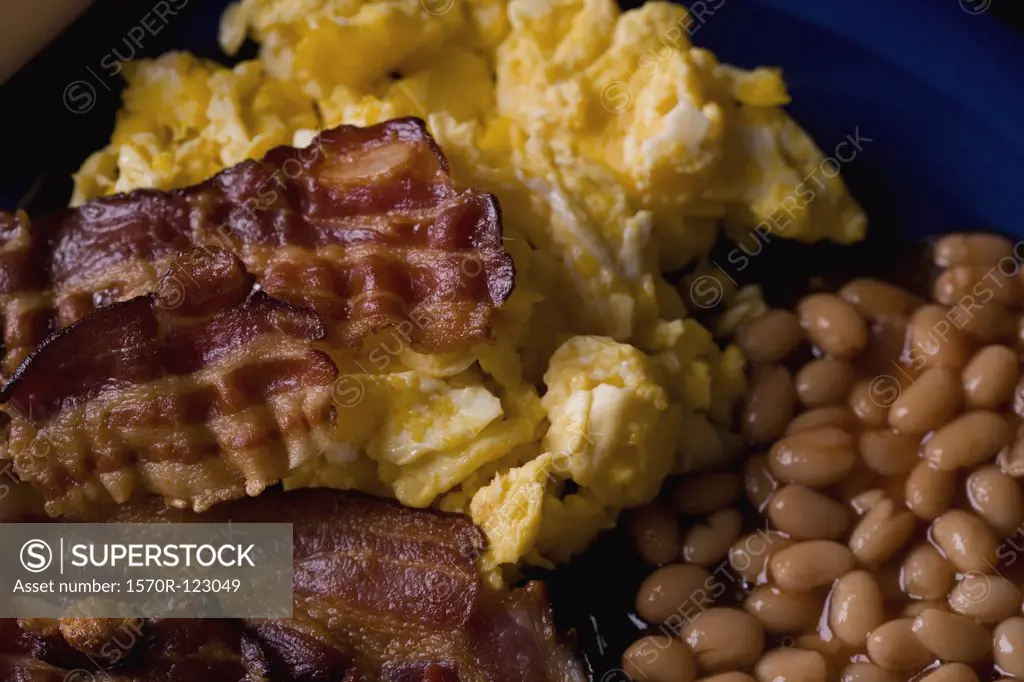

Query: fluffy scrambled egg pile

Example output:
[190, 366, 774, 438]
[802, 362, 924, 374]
[72, 0, 865, 581]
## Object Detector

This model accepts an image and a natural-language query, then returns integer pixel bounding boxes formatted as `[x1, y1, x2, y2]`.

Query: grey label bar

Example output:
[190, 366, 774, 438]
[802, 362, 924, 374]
[0, 523, 293, 618]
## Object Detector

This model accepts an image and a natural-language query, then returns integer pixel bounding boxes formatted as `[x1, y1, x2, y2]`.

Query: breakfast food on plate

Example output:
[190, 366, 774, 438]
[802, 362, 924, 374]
[60, 0, 868, 576]
[0, 1, 898, 678]
[3, 488, 586, 682]
[3, 247, 337, 516]
[624, 233, 1024, 682]
[0, 117, 512, 376]
[0, 119, 514, 518]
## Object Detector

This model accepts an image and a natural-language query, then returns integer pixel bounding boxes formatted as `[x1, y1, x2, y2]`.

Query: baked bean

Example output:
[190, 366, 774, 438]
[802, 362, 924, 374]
[795, 359, 856, 408]
[993, 617, 1024, 678]
[849, 497, 916, 565]
[917, 663, 981, 682]
[768, 428, 856, 487]
[622, 635, 697, 682]
[768, 485, 850, 540]
[998, 431, 1024, 477]
[959, 301, 1018, 342]
[629, 503, 680, 565]
[865, 618, 935, 671]
[792, 634, 843, 663]
[673, 472, 741, 516]
[633, 266, 1024, 682]
[903, 600, 950, 618]
[682, 509, 742, 565]
[682, 608, 765, 672]
[829, 570, 885, 647]
[840, 279, 920, 319]
[888, 367, 962, 434]
[635, 564, 713, 624]
[737, 310, 804, 364]
[948, 574, 1021, 623]
[923, 410, 1010, 470]
[859, 429, 921, 477]
[697, 675, 757, 682]
[753, 648, 828, 682]
[743, 584, 823, 634]
[901, 543, 955, 600]
[743, 366, 797, 445]
[840, 662, 902, 682]
[908, 304, 970, 370]
[934, 266, 1021, 306]
[966, 464, 1024, 536]
[850, 488, 887, 515]
[729, 531, 793, 583]
[786, 406, 859, 435]
[849, 379, 892, 427]
[770, 540, 855, 591]
[797, 293, 869, 359]
[931, 509, 1000, 573]
[934, 233, 1014, 267]
[744, 455, 777, 512]
[963, 345, 1019, 408]
[905, 462, 956, 520]
[912, 608, 991, 663]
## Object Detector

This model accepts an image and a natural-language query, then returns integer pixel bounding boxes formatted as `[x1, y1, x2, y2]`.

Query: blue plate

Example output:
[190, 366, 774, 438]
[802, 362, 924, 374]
[690, 0, 1024, 240]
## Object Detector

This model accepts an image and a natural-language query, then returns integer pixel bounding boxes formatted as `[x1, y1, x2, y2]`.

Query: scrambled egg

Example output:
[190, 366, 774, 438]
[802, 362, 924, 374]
[72, 0, 866, 581]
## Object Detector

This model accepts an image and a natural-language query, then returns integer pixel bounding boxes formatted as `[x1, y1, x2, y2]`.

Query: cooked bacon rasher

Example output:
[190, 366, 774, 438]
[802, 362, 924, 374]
[1, 247, 341, 516]
[0, 117, 514, 376]
[0, 118, 516, 517]
[1, 489, 587, 682]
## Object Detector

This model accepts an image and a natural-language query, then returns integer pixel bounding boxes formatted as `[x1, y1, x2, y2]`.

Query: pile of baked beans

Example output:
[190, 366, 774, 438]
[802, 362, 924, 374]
[624, 233, 1024, 682]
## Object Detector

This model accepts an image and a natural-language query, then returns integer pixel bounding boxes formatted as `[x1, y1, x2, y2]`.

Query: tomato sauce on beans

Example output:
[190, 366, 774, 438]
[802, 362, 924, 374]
[622, 233, 1024, 682]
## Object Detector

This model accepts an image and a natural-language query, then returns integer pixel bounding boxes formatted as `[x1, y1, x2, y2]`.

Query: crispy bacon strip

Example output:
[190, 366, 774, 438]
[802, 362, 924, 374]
[2, 489, 587, 682]
[0, 117, 514, 375]
[0, 248, 339, 516]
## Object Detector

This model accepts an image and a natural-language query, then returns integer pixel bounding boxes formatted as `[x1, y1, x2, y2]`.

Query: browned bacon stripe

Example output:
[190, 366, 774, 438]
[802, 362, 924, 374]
[0, 118, 517, 517]
[0, 249, 339, 516]
[0, 117, 514, 376]
[1, 489, 587, 682]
